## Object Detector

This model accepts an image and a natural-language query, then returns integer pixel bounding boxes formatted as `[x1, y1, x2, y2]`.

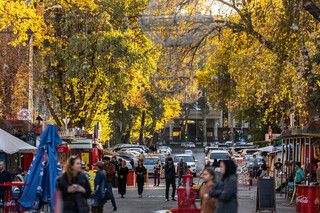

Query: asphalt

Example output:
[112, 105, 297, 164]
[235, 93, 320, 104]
[102, 147, 297, 213]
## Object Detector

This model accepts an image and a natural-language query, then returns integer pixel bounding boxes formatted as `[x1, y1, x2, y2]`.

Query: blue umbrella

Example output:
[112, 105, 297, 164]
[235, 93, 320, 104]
[20, 125, 62, 211]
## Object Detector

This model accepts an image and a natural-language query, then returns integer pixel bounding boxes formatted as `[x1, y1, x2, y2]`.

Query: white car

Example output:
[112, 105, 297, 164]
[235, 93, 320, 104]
[158, 146, 172, 155]
[126, 148, 148, 157]
[206, 150, 229, 164]
[174, 154, 198, 177]
[182, 142, 196, 148]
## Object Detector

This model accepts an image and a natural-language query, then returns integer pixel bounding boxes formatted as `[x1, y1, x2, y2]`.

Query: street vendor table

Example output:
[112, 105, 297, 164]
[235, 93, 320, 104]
[0, 182, 28, 213]
[296, 185, 319, 213]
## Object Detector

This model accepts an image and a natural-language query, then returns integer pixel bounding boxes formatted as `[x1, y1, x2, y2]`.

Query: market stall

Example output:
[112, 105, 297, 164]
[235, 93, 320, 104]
[0, 128, 37, 174]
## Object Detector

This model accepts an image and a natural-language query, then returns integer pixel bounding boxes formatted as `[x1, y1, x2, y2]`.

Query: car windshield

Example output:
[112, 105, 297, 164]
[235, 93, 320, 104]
[245, 155, 263, 162]
[159, 146, 168, 150]
[185, 151, 192, 154]
[144, 158, 159, 165]
[174, 156, 194, 163]
[210, 153, 228, 159]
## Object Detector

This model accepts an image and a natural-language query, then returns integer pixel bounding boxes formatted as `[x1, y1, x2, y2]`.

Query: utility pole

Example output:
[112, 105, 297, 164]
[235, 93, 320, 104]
[28, 35, 33, 121]
[203, 89, 207, 146]
[139, 110, 146, 145]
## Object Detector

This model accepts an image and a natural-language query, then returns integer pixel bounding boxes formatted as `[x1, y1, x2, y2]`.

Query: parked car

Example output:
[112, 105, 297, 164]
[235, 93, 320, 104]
[185, 150, 193, 155]
[206, 150, 229, 164]
[158, 146, 172, 155]
[218, 143, 229, 150]
[243, 155, 264, 167]
[144, 157, 160, 177]
[181, 142, 196, 148]
[205, 147, 219, 155]
[117, 152, 139, 168]
[174, 154, 198, 177]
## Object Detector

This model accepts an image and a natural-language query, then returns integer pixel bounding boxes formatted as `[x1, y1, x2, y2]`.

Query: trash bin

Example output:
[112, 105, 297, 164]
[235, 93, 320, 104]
[182, 175, 193, 186]
[177, 187, 186, 207]
[127, 170, 135, 186]
[296, 185, 302, 212]
[300, 185, 319, 213]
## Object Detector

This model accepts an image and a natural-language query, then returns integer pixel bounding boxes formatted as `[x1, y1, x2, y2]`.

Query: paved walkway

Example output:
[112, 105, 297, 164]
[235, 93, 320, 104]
[102, 180, 297, 213]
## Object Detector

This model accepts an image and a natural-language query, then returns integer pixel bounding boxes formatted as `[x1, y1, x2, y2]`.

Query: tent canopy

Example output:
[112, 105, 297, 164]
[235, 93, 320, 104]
[0, 128, 37, 154]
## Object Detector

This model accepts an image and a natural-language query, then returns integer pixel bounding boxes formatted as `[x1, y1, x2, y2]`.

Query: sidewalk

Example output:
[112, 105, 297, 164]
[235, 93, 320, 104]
[238, 185, 296, 213]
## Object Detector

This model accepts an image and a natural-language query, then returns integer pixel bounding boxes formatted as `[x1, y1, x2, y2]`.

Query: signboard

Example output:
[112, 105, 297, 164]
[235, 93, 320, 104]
[256, 177, 276, 212]
[26, 131, 36, 146]
[236, 158, 250, 186]
[81, 152, 90, 170]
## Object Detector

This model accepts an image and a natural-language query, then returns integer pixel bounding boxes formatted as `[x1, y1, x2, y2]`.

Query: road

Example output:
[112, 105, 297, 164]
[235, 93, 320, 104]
[102, 147, 296, 213]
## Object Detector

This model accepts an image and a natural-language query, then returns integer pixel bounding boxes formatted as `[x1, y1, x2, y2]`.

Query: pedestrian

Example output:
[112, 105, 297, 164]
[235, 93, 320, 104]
[177, 157, 188, 187]
[274, 158, 282, 177]
[82, 161, 91, 180]
[165, 154, 171, 164]
[251, 155, 258, 180]
[212, 159, 219, 168]
[317, 162, 320, 184]
[200, 160, 212, 177]
[111, 156, 119, 188]
[200, 167, 217, 213]
[91, 161, 107, 213]
[295, 162, 304, 184]
[260, 159, 268, 177]
[57, 156, 91, 213]
[102, 157, 117, 211]
[165, 157, 176, 201]
[206, 160, 238, 213]
[154, 159, 162, 186]
[138, 152, 145, 162]
[135, 160, 146, 198]
[0, 161, 11, 203]
[118, 161, 129, 198]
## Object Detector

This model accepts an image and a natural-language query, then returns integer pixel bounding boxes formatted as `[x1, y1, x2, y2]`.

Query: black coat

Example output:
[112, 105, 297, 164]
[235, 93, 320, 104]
[209, 174, 238, 213]
[118, 167, 129, 195]
[57, 172, 92, 213]
[165, 164, 176, 180]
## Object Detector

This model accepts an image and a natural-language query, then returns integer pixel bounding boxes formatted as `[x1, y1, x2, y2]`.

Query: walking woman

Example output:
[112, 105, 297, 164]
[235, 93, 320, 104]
[118, 161, 129, 198]
[135, 160, 146, 198]
[57, 156, 91, 213]
[200, 167, 217, 213]
[91, 161, 107, 213]
[206, 160, 238, 213]
[154, 159, 162, 186]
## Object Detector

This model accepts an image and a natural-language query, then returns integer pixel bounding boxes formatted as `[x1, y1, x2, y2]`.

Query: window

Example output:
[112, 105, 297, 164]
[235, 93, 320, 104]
[174, 156, 194, 162]
[209, 153, 228, 160]
[144, 158, 159, 165]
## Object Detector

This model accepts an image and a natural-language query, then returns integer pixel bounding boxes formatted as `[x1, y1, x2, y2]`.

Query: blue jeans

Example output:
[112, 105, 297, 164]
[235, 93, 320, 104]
[106, 182, 117, 208]
[252, 166, 258, 179]
[178, 174, 183, 187]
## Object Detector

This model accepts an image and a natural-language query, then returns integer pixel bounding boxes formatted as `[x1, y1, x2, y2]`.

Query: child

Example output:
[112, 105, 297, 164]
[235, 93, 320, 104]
[199, 167, 216, 213]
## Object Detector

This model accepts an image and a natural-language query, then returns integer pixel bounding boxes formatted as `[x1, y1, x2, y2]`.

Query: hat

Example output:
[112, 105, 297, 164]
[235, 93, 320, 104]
[96, 161, 103, 168]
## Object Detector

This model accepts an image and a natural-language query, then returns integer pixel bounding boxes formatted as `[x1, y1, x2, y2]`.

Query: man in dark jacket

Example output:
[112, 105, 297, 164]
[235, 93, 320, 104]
[0, 161, 11, 202]
[111, 156, 119, 187]
[165, 157, 176, 201]
[177, 157, 188, 187]
[103, 157, 117, 211]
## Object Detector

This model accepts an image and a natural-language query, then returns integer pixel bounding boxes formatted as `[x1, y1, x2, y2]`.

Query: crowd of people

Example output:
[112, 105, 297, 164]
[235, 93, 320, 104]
[52, 153, 239, 213]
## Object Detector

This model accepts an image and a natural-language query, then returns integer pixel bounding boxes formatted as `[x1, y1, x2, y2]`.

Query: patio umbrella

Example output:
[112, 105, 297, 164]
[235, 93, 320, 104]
[20, 125, 62, 211]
